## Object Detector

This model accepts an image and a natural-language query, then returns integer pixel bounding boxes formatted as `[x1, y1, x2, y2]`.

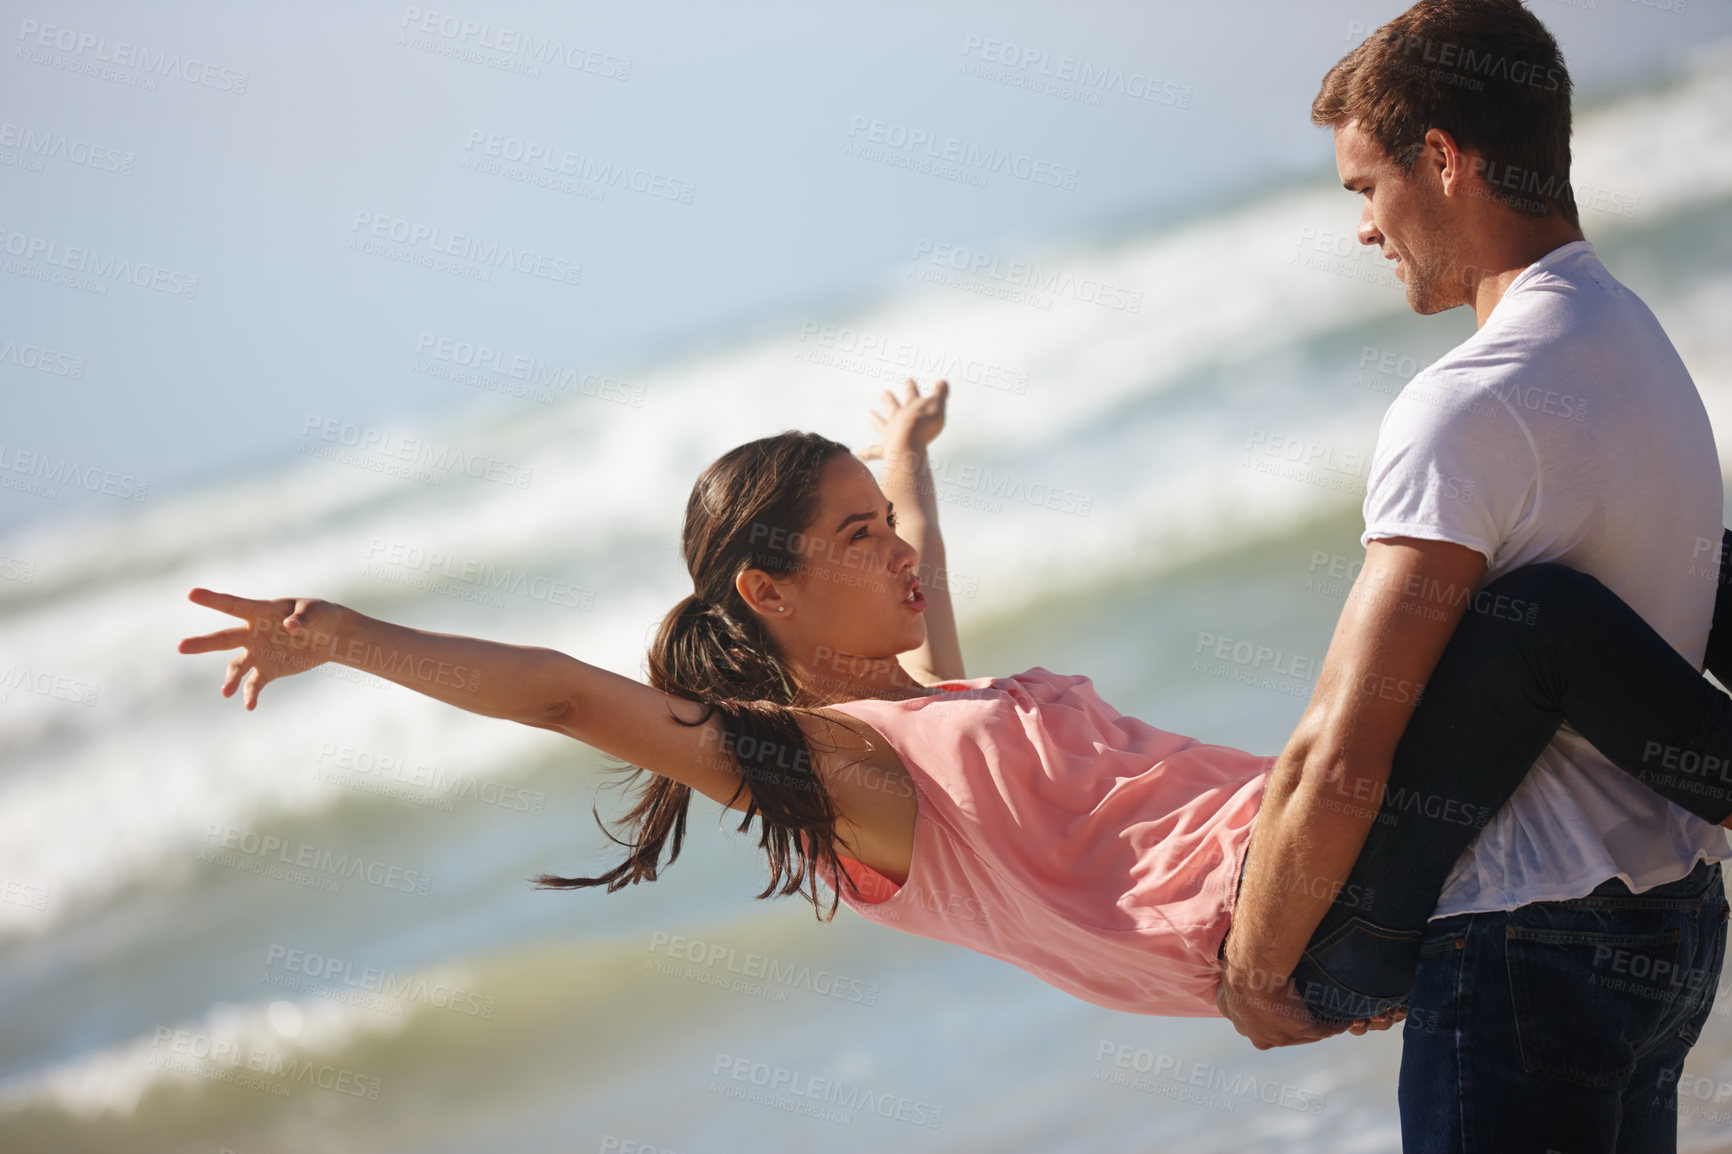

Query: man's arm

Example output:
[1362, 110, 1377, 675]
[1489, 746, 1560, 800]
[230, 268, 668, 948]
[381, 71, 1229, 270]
[1218, 536, 1488, 1047]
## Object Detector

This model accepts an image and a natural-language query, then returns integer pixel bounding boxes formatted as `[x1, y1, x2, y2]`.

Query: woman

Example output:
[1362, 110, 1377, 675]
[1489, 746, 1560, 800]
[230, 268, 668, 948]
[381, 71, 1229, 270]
[177, 379, 1732, 1036]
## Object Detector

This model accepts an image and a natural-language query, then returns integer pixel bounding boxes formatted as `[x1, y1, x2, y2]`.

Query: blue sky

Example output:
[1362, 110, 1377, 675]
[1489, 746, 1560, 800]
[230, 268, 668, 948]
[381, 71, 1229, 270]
[3, 0, 1728, 533]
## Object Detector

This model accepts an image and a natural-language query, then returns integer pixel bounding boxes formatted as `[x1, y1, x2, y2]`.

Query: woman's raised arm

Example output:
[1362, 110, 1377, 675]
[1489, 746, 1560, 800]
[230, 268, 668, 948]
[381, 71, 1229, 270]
[175, 587, 758, 808]
[861, 379, 965, 683]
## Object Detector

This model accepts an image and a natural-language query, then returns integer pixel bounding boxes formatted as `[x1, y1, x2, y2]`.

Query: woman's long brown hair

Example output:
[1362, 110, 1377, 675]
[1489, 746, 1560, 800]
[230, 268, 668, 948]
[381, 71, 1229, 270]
[532, 430, 867, 919]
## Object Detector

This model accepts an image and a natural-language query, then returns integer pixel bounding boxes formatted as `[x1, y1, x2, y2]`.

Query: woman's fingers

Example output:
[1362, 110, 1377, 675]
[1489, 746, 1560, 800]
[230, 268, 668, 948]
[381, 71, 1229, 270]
[1346, 1010, 1405, 1035]
[182, 589, 336, 712]
[187, 587, 268, 620]
[243, 666, 265, 711]
[863, 380, 946, 454]
[222, 652, 248, 698]
[178, 625, 253, 655]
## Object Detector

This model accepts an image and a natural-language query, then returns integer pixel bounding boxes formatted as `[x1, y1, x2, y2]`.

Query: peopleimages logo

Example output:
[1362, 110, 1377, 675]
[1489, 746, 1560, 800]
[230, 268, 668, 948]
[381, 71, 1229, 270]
[148, 1027, 382, 1100]
[795, 321, 1030, 395]
[709, 1054, 943, 1129]
[348, 211, 582, 287]
[201, 824, 433, 896]
[0, 443, 147, 501]
[0, 120, 134, 174]
[398, 7, 632, 79]
[958, 35, 1192, 109]
[263, 944, 496, 1018]
[846, 116, 1079, 190]
[0, 226, 199, 297]
[15, 19, 250, 93]
[1092, 1042, 1326, 1115]
[461, 130, 694, 203]
[412, 331, 644, 407]
[300, 414, 534, 490]
[0, 335, 85, 378]
[909, 238, 1142, 313]
[647, 932, 881, 1005]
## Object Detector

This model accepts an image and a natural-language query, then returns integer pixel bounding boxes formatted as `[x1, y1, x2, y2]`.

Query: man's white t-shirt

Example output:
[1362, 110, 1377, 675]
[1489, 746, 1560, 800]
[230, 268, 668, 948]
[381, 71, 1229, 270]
[1360, 239, 1727, 918]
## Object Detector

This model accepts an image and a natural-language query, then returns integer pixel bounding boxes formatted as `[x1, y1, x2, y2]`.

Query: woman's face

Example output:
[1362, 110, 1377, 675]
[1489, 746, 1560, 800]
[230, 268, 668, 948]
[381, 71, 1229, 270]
[745, 453, 927, 680]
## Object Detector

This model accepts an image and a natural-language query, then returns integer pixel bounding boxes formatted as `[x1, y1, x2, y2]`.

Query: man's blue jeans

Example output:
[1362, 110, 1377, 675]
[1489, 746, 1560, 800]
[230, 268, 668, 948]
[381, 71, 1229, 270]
[1399, 858, 1728, 1153]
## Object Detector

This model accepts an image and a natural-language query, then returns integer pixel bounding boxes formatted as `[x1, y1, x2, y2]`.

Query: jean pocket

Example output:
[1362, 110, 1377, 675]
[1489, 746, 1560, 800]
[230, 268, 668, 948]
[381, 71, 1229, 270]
[1505, 925, 1686, 1090]
[1302, 916, 1424, 1002]
[1677, 897, 1730, 1041]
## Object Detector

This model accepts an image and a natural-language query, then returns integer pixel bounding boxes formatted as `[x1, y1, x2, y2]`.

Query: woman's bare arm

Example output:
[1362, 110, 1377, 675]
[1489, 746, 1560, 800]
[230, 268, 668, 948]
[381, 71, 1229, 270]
[177, 588, 766, 808]
[864, 379, 965, 683]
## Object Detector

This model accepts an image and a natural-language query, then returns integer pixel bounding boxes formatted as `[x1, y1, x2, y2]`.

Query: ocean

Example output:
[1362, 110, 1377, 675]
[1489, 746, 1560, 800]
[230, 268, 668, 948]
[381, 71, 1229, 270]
[5, 38, 1732, 1154]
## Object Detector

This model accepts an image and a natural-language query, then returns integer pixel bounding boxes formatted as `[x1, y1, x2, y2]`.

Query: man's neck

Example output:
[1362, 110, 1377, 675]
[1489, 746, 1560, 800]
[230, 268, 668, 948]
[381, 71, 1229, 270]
[1467, 220, 1588, 328]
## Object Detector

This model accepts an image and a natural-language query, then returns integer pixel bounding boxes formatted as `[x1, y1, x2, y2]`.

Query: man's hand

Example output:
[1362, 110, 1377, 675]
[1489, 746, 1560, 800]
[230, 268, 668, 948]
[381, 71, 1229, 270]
[1217, 964, 1342, 1049]
[1217, 963, 1407, 1048]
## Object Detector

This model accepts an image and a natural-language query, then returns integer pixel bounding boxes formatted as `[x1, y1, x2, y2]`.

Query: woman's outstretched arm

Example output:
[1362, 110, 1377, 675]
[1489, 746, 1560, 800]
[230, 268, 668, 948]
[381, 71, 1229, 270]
[175, 587, 798, 809]
[862, 378, 965, 683]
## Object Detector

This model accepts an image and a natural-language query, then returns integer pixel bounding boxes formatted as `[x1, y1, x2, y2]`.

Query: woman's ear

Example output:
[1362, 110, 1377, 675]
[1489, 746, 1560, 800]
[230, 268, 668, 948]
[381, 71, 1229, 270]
[735, 568, 792, 620]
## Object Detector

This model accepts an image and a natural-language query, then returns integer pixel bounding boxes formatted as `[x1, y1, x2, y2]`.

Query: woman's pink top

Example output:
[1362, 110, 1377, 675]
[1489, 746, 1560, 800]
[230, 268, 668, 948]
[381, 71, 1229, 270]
[817, 667, 1272, 1017]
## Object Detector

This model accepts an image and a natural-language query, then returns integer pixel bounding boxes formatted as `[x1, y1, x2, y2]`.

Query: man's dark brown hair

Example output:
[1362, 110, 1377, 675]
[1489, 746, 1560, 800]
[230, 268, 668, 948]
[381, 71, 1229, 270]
[1313, 0, 1580, 227]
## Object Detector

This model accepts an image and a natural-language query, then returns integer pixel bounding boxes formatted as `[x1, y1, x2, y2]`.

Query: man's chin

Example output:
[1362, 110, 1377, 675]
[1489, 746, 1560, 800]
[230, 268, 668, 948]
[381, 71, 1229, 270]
[1404, 280, 1452, 316]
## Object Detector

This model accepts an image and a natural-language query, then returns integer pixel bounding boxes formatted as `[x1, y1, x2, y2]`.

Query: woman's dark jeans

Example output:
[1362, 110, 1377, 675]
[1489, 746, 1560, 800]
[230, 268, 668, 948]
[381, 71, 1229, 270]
[1291, 530, 1732, 1024]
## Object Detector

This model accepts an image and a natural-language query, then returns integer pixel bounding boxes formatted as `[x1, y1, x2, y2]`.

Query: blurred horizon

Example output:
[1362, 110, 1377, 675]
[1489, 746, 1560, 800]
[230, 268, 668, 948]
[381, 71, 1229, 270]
[7, 5, 1732, 1153]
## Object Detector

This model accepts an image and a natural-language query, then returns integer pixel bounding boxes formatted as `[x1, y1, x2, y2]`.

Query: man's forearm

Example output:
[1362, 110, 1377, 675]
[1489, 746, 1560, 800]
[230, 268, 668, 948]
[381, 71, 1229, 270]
[1227, 738, 1392, 983]
[1225, 539, 1484, 992]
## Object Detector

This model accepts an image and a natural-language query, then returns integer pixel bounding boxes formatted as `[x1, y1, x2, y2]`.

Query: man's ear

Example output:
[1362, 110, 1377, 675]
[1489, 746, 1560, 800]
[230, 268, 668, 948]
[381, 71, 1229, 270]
[1425, 127, 1473, 197]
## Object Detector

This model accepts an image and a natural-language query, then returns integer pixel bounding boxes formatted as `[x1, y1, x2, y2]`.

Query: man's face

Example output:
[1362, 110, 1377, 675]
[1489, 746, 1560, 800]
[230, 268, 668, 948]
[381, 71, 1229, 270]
[1334, 120, 1462, 315]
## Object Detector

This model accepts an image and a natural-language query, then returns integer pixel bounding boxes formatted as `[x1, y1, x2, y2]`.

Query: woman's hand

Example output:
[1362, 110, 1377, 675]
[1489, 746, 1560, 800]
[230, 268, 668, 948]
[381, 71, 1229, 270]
[1345, 1008, 1406, 1035]
[858, 378, 948, 462]
[177, 588, 347, 710]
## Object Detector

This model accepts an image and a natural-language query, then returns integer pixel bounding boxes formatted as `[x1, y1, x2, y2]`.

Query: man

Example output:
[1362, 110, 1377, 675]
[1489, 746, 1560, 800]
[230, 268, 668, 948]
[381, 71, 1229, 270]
[1217, 1, 1728, 1148]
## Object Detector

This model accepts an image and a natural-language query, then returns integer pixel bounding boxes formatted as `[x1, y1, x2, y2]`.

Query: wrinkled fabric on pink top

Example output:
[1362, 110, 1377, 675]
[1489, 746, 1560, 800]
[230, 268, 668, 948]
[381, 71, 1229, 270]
[818, 667, 1272, 1017]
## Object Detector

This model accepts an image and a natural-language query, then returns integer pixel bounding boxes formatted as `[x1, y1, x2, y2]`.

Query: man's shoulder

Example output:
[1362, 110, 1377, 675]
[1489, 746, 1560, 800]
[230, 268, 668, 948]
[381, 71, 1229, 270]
[1384, 356, 1525, 434]
[1396, 247, 1683, 430]
[1467, 243, 1669, 369]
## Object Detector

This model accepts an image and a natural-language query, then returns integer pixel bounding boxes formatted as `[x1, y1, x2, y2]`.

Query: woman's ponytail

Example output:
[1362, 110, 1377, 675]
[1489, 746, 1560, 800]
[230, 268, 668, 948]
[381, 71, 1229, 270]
[533, 432, 863, 919]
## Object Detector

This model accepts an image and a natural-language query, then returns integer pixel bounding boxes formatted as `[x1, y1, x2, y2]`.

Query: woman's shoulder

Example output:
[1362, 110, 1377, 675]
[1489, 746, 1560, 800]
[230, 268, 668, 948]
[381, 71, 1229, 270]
[820, 667, 1092, 712]
[812, 668, 1108, 751]
[924, 666, 1094, 693]
[934, 667, 1106, 708]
